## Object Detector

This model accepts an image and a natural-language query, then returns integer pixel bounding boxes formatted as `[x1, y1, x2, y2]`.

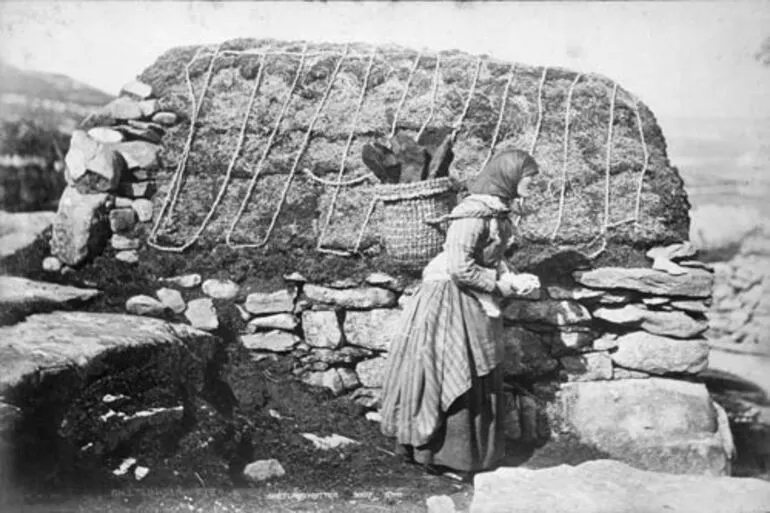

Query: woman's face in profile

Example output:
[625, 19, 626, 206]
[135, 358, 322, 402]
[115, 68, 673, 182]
[516, 175, 535, 198]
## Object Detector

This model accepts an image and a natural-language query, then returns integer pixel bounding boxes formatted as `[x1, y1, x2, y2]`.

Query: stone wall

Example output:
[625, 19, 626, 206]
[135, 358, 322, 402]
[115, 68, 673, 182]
[211, 242, 729, 475]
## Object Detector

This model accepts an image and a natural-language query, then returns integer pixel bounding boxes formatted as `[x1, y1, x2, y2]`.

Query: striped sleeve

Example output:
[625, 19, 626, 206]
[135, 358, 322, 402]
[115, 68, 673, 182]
[445, 217, 498, 292]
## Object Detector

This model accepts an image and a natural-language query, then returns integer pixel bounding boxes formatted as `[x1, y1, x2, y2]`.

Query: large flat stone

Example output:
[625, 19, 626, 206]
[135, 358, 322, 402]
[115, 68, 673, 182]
[551, 378, 728, 475]
[0, 277, 101, 324]
[594, 305, 709, 339]
[574, 267, 714, 298]
[343, 308, 402, 351]
[244, 290, 294, 316]
[303, 285, 397, 310]
[471, 459, 770, 513]
[612, 332, 709, 375]
[0, 311, 217, 398]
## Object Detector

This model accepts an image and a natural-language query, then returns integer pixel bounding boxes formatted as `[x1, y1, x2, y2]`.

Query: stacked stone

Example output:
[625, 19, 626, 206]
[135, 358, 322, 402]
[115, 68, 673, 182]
[232, 272, 402, 402]
[45, 79, 178, 271]
[491, 242, 735, 475]
[708, 255, 769, 349]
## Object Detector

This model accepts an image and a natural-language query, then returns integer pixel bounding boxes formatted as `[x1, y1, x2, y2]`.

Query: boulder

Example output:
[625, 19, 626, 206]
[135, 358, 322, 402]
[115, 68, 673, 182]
[201, 278, 240, 300]
[152, 111, 178, 126]
[116, 123, 163, 144]
[551, 378, 729, 475]
[0, 211, 56, 258]
[185, 298, 218, 331]
[50, 186, 110, 266]
[138, 99, 160, 118]
[120, 79, 153, 99]
[503, 299, 591, 326]
[161, 273, 201, 288]
[125, 295, 167, 316]
[501, 327, 558, 378]
[343, 308, 402, 351]
[42, 256, 63, 272]
[560, 352, 613, 381]
[594, 305, 708, 338]
[244, 290, 294, 315]
[111, 234, 140, 250]
[471, 459, 770, 513]
[611, 332, 709, 375]
[242, 459, 286, 483]
[115, 250, 139, 264]
[303, 284, 398, 309]
[592, 305, 645, 324]
[102, 97, 144, 120]
[108, 141, 161, 169]
[574, 267, 713, 298]
[155, 288, 186, 314]
[646, 242, 697, 262]
[114, 196, 134, 208]
[302, 310, 344, 349]
[427, 495, 457, 513]
[87, 127, 124, 144]
[245, 313, 299, 332]
[0, 312, 217, 485]
[109, 207, 136, 233]
[131, 198, 154, 222]
[240, 331, 298, 353]
[639, 309, 709, 339]
[0, 276, 101, 322]
[355, 356, 388, 388]
[64, 130, 125, 192]
[651, 257, 689, 276]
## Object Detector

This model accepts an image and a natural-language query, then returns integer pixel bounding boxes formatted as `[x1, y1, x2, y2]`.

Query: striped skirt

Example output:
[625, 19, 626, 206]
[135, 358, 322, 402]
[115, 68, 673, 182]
[379, 279, 506, 472]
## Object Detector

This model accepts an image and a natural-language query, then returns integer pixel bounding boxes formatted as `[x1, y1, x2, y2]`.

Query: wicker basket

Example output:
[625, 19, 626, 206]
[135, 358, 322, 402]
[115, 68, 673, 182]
[375, 177, 458, 269]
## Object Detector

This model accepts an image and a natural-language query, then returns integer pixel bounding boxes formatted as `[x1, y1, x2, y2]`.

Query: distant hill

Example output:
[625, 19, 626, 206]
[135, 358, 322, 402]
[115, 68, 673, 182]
[0, 62, 113, 211]
[0, 60, 113, 142]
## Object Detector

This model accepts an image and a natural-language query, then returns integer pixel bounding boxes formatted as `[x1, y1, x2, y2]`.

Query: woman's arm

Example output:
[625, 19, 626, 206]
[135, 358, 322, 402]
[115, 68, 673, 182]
[445, 217, 498, 292]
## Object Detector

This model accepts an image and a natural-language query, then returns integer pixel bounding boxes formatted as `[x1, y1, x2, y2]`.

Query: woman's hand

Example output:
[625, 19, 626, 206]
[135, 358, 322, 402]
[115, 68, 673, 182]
[496, 272, 540, 297]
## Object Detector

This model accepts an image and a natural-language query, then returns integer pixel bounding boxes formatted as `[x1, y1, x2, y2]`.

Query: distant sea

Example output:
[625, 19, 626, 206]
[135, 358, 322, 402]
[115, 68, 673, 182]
[663, 116, 770, 222]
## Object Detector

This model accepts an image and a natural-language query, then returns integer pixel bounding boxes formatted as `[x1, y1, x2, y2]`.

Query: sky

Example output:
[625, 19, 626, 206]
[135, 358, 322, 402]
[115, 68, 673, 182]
[1, 1, 769, 135]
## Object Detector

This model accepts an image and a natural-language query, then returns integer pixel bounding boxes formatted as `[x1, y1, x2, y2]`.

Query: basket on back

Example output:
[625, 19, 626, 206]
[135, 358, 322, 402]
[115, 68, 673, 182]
[375, 177, 458, 270]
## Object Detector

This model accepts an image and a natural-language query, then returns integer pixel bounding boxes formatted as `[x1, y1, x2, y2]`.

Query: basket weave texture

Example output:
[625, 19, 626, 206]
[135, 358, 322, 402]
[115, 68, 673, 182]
[375, 177, 458, 269]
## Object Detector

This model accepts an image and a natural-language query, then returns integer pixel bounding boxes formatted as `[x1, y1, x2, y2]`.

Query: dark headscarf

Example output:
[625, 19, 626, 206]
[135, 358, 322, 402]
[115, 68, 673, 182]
[467, 149, 539, 201]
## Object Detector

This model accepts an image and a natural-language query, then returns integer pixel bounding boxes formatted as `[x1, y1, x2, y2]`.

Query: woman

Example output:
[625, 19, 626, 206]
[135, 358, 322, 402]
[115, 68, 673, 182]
[379, 149, 540, 480]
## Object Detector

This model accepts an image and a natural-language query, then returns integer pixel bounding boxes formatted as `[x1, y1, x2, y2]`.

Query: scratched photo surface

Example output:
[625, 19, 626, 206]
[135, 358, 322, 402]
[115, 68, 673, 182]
[0, 2, 769, 513]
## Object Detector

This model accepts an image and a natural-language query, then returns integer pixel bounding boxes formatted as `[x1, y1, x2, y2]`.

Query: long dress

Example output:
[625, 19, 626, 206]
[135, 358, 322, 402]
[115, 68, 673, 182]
[380, 195, 514, 472]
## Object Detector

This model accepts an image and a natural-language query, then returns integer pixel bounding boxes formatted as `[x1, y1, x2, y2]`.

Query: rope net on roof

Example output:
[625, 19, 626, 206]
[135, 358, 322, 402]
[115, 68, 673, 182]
[147, 44, 650, 258]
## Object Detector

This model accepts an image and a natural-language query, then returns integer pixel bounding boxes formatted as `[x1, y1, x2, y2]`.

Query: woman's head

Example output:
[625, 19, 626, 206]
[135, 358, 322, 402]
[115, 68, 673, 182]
[467, 149, 539, 201]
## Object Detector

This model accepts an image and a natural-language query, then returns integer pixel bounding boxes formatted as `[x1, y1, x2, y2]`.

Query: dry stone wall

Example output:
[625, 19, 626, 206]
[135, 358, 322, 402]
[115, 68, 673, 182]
[136, 241, 726, 475]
